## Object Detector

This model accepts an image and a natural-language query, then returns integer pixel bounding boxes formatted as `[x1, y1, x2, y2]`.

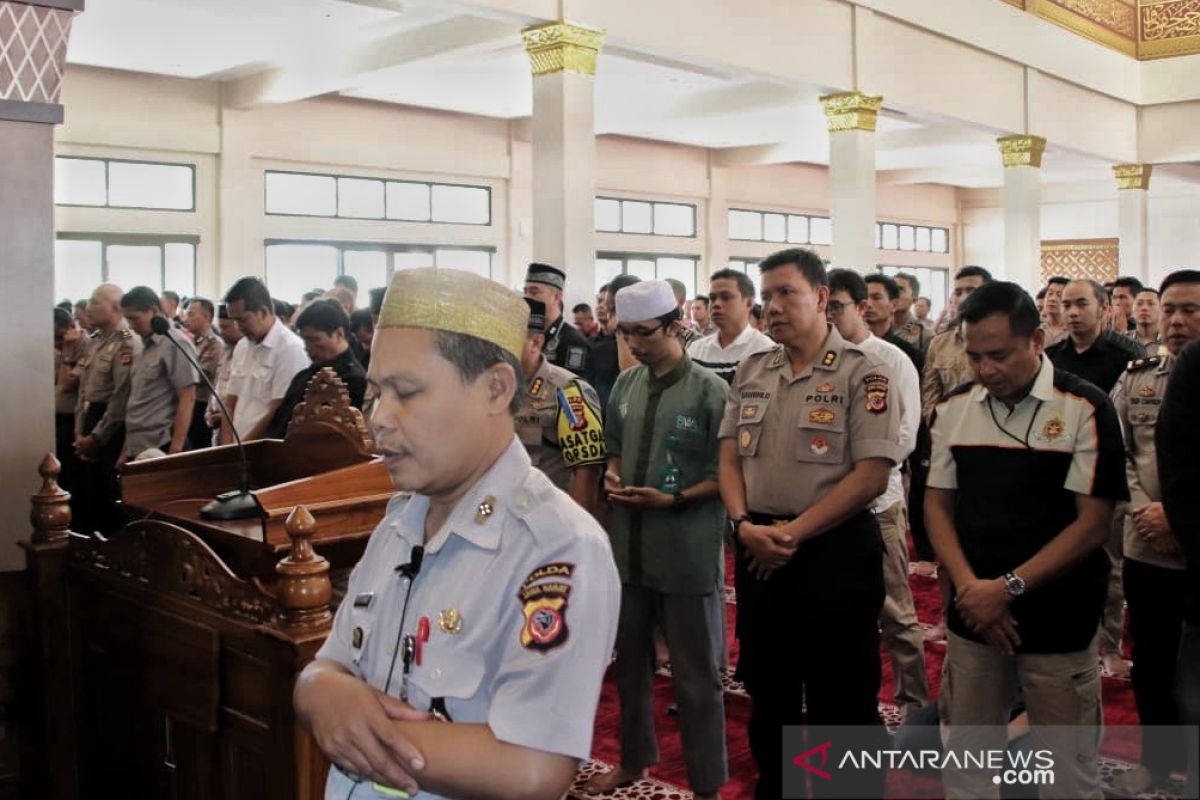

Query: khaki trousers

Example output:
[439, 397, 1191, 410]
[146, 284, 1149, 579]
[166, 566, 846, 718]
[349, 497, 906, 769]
[875, 501, 928, 713]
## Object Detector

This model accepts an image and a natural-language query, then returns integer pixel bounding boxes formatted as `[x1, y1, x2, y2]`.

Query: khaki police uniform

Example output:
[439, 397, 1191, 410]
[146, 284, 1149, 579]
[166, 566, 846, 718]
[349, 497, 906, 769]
[515, 358, 605, 494]
[922, 328, 975, 421]
[124, 327, 200, 457]
[719, 324, 904, 799]
[187, 329, 224, 449]
[319, 439, 621, 800]
[892, 314, 932, 359]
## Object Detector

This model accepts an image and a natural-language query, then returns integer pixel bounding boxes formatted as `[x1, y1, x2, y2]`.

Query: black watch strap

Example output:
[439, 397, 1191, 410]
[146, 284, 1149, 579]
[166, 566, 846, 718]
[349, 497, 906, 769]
[729, 515, 751, 535]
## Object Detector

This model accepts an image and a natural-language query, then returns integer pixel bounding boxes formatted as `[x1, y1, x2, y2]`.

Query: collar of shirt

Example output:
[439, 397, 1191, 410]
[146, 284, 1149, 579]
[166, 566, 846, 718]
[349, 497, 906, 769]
[646, 352, 691, 392]
[545, 315, 563, 340]
[391, 436, 532, 555]
[970, 354, 1054, 405]
[254, 317, 290, 351]
[765, 323, 849, 382]
[709, 323, 759, 353]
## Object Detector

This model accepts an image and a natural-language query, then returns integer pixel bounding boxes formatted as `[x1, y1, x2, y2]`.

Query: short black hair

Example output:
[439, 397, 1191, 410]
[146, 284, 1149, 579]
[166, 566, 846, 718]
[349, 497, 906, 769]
[434, 331, 525, 415]
[865, 274, 900, 301]
[609, 273, 642, 298]
[1036, 287, 1047, 300]
[161, 290, 180, 305]
[597, 283, 611, 295]
[301, 290, 324, 303]
[349, 308, 374, 333]
[955, 265, 993, 283]
[758, 247, 827, 288]
[1136, 287, 1160, 298]
[894, 271, 920, 296]
[333, 274, 359, 296]
[54, 307, 72, 328]
[224, 277, 273, 313]
[1047, 275, 1069, 288]
[958, 281, 1041, 338]
[120, 286, 162, 312]
[827, 268, 868, 305]
[751, 303, 763, 320]
[1160, 269, 1200, 295]
[692, 295, 710, 308]
[273, 298, 294, 320]
[295, 298, 349, 335]
[572, 303, 593, 315]
[1068, 278, 1109, 306]
[186, 297, 215, 320]
[709, 268, 756, 299]
[368, 287, 387, 318]
[1112, 276, 1144, 294]
[56, 299, 73, 313]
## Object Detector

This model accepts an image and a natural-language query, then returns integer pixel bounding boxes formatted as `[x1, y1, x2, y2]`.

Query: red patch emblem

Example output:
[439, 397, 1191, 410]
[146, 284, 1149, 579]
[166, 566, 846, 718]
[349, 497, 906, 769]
[864, 373, 889, 414]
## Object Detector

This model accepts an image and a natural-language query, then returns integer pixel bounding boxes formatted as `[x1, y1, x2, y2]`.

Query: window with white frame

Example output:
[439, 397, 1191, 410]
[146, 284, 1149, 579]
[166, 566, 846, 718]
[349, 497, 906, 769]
[595, 253, 697, 299]
[878, 265, 950, 320]
[727, 259, 764, 302]
[54, 157, 195, 211]
[594, 197, 696, 237]
[875, 223, 949, 254]
[54, 234, 197, 302]
[264, 170, 491, 225]
[264, 241, 493, 303]
[727, 208, 831, 246]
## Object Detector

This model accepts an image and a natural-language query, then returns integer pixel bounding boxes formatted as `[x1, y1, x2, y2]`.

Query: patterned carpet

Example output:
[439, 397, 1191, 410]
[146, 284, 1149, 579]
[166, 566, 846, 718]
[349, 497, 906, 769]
[570, 551, 1186, 799]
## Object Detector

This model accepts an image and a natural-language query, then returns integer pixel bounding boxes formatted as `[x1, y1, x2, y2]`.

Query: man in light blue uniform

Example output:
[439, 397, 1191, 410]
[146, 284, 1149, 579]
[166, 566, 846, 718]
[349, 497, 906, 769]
[296, 267, 621, 800]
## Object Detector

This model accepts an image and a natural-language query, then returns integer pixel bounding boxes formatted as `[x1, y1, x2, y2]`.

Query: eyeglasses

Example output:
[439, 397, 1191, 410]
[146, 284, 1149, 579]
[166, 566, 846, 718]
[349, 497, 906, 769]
[826, 300, 848, 314]
[616, 322, 668, 340]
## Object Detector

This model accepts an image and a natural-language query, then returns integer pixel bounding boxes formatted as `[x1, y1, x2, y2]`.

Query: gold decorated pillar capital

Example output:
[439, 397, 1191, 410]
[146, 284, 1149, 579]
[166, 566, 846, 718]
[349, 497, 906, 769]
[521, 21, 605, 77]
[1113, 163, 1152, 191]
[819, 91, 884, 133]
[997, 135, 1047, 168]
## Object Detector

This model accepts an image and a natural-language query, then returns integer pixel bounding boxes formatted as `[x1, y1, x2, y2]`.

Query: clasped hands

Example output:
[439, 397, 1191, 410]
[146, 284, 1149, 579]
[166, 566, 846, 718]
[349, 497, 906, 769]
[1130, 502, 1178, 555]
[603, 470, 674, 510]
[737, 522, 798, 580]
[955, 577, 1021, 655]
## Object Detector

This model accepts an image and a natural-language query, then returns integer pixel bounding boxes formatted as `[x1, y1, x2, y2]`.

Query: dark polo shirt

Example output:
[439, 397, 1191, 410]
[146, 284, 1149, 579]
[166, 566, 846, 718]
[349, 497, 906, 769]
[1047, 329, 1146, 394]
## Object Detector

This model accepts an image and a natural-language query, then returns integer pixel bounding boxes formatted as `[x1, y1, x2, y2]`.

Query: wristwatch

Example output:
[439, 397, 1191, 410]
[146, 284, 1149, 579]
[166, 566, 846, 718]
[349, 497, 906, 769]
[1002, 571, 1026, 597]
[728, 515, 751, 537]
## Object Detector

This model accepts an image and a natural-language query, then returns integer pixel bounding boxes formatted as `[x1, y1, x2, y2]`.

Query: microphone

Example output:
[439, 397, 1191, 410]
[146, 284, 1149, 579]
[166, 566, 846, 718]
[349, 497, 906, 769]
[395, 545, 424, 578]
[151, 315, 258, 520]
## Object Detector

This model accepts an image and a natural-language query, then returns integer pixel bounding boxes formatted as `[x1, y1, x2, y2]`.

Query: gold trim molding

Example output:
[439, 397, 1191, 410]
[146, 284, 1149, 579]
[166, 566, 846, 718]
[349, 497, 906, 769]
[819, 91, 884, 133]
[997, 135, 1047, 168]
[521, 21, 605, 77]
[1113, 163, 1152, 190]
[1034, 0, 1138, 57]
[1139, 0, 1200, 58]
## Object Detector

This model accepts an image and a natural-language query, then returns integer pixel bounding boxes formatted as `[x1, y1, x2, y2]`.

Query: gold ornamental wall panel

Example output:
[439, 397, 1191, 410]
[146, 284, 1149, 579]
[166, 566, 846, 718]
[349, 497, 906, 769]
[1040, 238, 1120, 284]
[1139, 0, 1200, 58]
[1034, 0, 1138, 56]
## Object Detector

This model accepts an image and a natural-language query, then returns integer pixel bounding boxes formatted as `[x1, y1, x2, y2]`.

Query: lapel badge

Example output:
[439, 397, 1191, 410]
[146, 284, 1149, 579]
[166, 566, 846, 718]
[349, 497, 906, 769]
[1042, 417, 1065, 442]
[529, 377, 544, 397]
[816, 382, 835, 393]
[821, 350, 836, 367]
[438, 607, 463, 635]
[475, 495, 496, 524]
[353, 592, 374, 608]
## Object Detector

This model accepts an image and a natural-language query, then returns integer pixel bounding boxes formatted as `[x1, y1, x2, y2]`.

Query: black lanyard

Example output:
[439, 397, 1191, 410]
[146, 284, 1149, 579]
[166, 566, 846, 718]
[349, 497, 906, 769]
[986, 395, 1044, 450]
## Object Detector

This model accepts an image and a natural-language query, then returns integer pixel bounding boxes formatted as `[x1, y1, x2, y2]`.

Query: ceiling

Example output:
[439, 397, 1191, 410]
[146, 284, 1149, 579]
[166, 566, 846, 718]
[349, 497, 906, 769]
[64, 0, 1188, 191]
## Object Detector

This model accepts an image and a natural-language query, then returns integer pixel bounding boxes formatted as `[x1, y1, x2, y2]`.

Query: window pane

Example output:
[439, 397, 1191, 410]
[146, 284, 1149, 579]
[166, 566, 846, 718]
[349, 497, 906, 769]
[915, 227, 931, 252]
[728, 210, 762, 241]
[622, 201, 653, 234]
[55, 239, 103, 303]
[595, 198, 621, 232]
[874, 224, 881, 249]
[431, 185, 489, 224]
[343, 251, 388, 299]
[728, 260, 747, 272]
[881, 224, 898, 250]
[626, 258, 655, 281]
[107, 245, 163, 294]
[899, 225, 915, 251]
[435, 249, 490, 277]
[808, 217, 831, 245]
[763, 213, 786, 243]
[108, 162, 193, 210]
[595, 258, 623, 294]
[653, 203, 695, 236]
[265, 243, 338, 303]
[788, 215, 809, 244]
[386, 182, 431, 221]
[55, 158, 106, 206]
[656, 257, 696, 301]
[163, 243, 195, 298]
[931, 269, 947, 318]
[393, 250, 435, 271]
[932, 228, 948, 253]
[266, 173, 336, 216]
[338, 178, 384, 219]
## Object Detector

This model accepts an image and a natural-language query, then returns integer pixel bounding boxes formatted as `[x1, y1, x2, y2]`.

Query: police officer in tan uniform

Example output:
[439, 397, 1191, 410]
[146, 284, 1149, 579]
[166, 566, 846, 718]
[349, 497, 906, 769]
[516, 299, 605, 515]
[718, 248, 904, 800]
[73, 283, 142, 533]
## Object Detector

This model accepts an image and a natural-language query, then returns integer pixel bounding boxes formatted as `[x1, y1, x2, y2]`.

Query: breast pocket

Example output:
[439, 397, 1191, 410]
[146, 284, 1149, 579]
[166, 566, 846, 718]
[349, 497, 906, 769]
[795, 403, 846, 464]
[410, 643, 487, 722]
[347, 606, 377, 673]
[736, 401, 766, 457]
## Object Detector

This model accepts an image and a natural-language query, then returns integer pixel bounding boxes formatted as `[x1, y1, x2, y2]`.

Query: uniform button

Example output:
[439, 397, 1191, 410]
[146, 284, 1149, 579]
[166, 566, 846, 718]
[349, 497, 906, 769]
[430, 668, 442, 680]
[515, 494, 529, 508]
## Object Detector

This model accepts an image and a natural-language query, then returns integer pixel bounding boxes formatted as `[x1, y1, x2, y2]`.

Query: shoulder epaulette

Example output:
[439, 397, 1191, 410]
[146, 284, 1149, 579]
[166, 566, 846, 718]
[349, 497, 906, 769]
[1126, 355, 1162, 372]
[118, 328, 133, 339]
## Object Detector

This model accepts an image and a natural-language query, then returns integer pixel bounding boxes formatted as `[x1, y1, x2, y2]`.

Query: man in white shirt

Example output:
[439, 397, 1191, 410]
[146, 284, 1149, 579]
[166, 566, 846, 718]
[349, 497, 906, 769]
[220, 277, 310, 442]
[687, 269, 775, 385]
[827, 269, 927, 717]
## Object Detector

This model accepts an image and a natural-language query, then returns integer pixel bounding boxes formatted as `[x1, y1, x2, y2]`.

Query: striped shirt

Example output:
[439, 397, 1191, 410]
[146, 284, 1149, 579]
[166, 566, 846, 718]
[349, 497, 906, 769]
[686, 324, 775, 385]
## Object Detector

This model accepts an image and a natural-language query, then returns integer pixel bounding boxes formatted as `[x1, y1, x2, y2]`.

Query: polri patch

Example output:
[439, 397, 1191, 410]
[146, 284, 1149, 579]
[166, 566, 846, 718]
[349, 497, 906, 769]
[518, 579, 571, 652]
[863, 374, 889, 414]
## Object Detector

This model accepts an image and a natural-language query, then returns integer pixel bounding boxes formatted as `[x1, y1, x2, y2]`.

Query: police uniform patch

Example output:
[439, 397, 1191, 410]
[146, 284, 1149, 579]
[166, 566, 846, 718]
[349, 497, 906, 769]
[566, 346, 585, 370]
[864, 374, 889, 414]
[810, 436, 830, 456]
[529, 377, 544, 397]
[1137, 385, 1156, 398]
[739, 427, 752, 450]
[518, 562, 575, 652]
[816, 382, 836, 393]
[821, 351, 836, 367]
[741, 404, 759, 419]
[1041, 417, 1065, 442]
[809, 408, 835, 425]
[557, 385, 605, 467]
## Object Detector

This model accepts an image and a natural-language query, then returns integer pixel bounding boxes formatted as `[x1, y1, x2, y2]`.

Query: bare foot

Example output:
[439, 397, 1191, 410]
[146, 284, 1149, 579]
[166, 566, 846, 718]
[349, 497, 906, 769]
[913, 561, 938, 577]
[1102, 651, 1132, 678]
[922, 622, 947, 643]
[582, 766, 647, 795]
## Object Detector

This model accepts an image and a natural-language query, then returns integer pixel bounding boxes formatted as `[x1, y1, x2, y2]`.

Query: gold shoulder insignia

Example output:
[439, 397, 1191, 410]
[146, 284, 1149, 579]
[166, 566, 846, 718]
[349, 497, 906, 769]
[1126, 356, 1161, 372]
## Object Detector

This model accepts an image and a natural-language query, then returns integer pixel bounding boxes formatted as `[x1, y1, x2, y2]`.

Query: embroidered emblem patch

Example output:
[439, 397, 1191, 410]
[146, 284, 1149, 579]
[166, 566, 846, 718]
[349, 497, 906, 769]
[1138, 385, 1156, 398]
[809, 408, 835, 425]
[1042, 417, 1065, 442]
[739, 427, 753, 450]
[741, 404, 759, 419]
[438, 608, 463, 635]
[816, 382, 836, 393]
[518, 563, 575, 652]
[120, 351, 132, 366]
[864, 374, 889, 414]
[810, 436, 830, 456]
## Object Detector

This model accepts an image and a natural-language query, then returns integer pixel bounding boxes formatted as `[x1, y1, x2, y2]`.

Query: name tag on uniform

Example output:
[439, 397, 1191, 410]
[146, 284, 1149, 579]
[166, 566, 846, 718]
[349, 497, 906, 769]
[353, 592, 374, 608]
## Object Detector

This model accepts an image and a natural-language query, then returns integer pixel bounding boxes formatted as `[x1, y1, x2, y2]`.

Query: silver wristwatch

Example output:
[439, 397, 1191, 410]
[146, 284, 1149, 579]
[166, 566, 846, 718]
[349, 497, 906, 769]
[1002, 571, 1026, 597]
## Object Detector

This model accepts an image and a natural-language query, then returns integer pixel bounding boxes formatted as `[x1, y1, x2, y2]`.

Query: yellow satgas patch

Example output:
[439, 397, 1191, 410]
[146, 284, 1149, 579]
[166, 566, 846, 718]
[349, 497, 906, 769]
[557, 383, 605, 467]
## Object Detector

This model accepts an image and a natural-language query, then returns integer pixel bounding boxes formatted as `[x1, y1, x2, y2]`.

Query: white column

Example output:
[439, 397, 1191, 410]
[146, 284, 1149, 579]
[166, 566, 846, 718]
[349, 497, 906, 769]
[1113, 164, 1151, 284]
[998, 135, 1046, 291]
[820, 91, 881, 274]
[522, 21, 604, 306]
[0, 0, 80, 568]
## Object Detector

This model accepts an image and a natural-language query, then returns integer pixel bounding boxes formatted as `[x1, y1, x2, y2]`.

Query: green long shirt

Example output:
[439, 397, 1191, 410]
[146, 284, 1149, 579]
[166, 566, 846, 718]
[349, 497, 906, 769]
[604, 354, 728, 594]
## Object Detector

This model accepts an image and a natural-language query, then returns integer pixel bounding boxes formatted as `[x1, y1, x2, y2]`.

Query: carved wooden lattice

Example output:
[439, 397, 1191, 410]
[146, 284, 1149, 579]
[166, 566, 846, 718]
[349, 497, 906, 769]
[288, 367, 373, 451]
[1041, 238, 1120, 285]
[69, 521, 279, 624]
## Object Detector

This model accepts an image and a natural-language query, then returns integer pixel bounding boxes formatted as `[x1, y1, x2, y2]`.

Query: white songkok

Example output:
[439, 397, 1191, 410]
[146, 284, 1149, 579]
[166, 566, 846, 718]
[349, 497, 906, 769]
[614, 280, 677, 323]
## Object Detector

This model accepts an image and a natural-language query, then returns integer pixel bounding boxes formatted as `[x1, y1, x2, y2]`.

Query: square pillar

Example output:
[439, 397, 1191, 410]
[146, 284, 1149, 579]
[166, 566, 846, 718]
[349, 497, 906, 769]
[821, 91, 882, 274]
[998, 135, 1045, 291]
[1113, 164, 1151, 284]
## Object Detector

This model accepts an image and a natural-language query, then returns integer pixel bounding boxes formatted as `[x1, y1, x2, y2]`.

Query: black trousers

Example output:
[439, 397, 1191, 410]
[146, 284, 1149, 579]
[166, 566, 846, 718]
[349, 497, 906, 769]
[736, 510, 887, 799]
[1124, 557, 1189, 777]
[186, 400, 212, 450]
[55, 412, 81, 497]
[907, 421, 935, 562]
[74, 402, 124, 535]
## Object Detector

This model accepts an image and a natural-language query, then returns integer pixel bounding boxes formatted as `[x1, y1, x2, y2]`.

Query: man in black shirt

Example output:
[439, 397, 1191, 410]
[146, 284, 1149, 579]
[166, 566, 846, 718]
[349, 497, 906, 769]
[1047, 278, 1146, 393]
[865, 274, 924, 374]
[264, 299, 366, 439]
[524, 262, 593, 381]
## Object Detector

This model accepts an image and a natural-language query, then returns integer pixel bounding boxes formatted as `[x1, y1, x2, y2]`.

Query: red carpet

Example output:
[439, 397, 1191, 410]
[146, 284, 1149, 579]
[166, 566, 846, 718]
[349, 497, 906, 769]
[575, 547, 1152, 799]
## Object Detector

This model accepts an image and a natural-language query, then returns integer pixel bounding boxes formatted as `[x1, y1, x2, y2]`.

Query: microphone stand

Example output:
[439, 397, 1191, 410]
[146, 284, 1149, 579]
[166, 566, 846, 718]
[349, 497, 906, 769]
[150, 315, 259, 520]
